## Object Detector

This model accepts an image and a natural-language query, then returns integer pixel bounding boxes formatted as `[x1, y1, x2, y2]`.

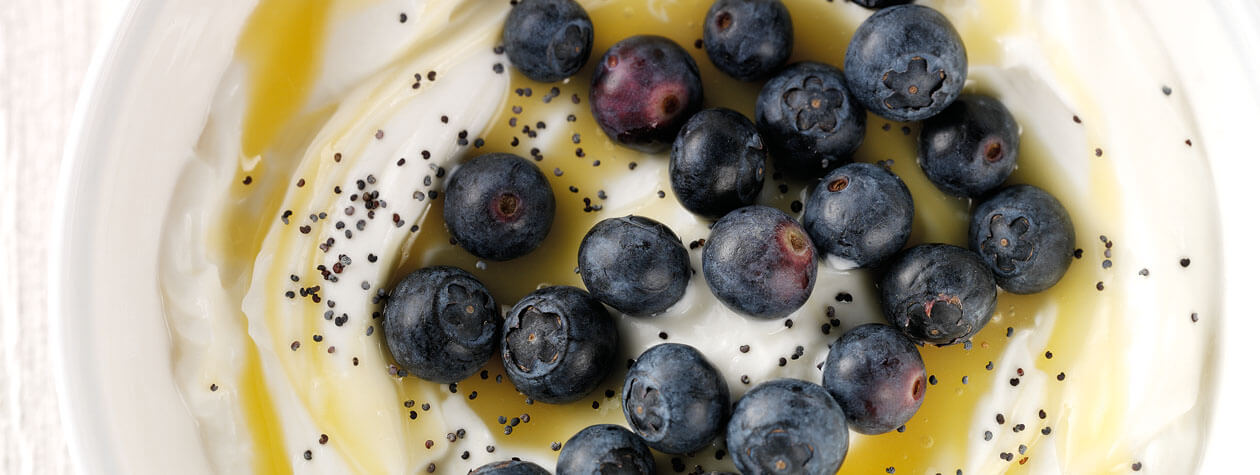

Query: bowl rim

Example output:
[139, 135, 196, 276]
[51, 0, 138, 472]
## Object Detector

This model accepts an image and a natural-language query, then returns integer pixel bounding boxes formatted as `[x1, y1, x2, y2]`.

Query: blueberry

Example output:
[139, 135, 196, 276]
[503, 0, 593, 82]
[444, 153, 556, 261]
[702, 0, 793, 81]
[802, 162, 913, 268]
[670, 108, 767, 219]
[383, 266, 500, 383]
[702, 206, 817, 319]
[501, 286, 619, 404]
[880, 244, 997, 345]
[578, 216, 690, 316]
[726, 379, 848, 475]
[918, 94, 1020, 198]
[969, 185, 1075, 294]
[755, 62, 866, 175]
[556, 424, 655, 475]
[591, 35, 704, 152]
[844, 5, 967, 121]
[471, 459, 552, 475]
[851, 0, 913, 9]
[822, 323, 926, 435]
[622, 343, 730, 454]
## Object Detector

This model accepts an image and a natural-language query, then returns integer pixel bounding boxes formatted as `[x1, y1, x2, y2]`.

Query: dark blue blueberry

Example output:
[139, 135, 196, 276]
[591, 35, 704, 152]
[578, 216, 690, 316]
[755, 62, 866, 175]
[556, 424, 655, 475]
[726, 379, 848, 475]
[503, 0, 593, 82]
[880, 244, 997, 345]
[501, 286, 619, 404]
[822, 323, 926, 435]
[969, 185, 1075, 294]
[702, 0, 793, 81]
[852, 0, 913, 9]
[918, 94, 1020, 198]
[670, 108, 767, 219]
[844, 5, 967, 121]
[802, 162, 913, 268]
[471, 459, 552, 475]
[383, 266, 500, 383]
[444, 153, 556, 261]
[702, 206, 818, 319]
[622, 343, 730, 454]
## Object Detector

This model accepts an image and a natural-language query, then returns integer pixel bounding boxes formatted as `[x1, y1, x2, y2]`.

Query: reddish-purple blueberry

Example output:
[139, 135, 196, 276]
[702, 205, 817, 319]
[590, 35, 704, 152]
[822, 323, 926, 434]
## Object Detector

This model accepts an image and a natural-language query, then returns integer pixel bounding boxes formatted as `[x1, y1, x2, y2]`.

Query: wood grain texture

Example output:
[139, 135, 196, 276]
[1, 1, 126, 473]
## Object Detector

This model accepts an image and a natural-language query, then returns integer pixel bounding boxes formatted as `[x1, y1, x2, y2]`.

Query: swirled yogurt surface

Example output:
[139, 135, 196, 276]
[158, 0, 1220, 473]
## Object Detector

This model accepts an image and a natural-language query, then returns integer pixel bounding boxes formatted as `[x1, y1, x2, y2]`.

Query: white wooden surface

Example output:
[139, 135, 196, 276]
[1, 1, 126, 473]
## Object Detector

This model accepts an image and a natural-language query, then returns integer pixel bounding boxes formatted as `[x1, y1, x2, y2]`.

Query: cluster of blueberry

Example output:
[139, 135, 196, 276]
[384, 0, 1078, 473]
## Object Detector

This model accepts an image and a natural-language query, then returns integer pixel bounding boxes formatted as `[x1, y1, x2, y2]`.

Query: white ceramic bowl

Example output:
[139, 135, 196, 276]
[52, 0, 1260, 473]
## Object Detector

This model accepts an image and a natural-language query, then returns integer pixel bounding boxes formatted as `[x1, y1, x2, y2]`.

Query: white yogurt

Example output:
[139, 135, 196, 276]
[158, 0, 1219, 473]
